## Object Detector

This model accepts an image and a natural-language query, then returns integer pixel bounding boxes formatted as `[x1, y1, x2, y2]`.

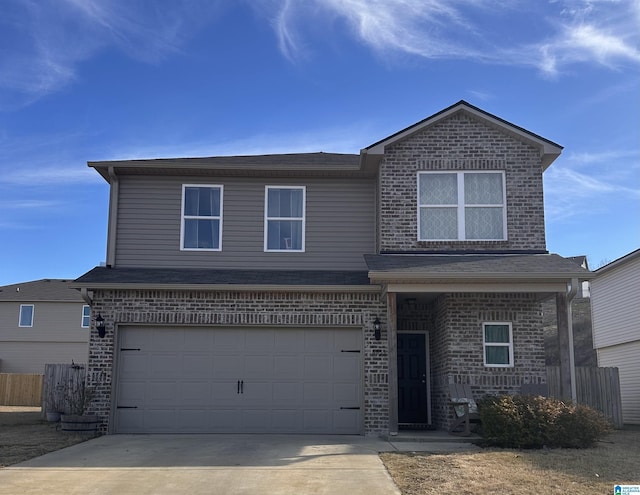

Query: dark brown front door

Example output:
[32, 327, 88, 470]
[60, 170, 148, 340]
[397, 333, 429, 424]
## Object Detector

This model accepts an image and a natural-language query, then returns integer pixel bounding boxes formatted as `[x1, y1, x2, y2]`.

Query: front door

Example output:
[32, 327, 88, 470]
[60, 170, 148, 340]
[397, 333, 430, 425]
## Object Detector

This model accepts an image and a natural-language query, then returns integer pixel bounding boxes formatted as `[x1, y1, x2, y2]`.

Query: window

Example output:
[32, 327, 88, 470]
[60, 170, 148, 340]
[19, 304, 34, 327]
[81, 305, 91, 328]
[265, 186, 305, 252]
[418, 171, 506, 241]
[181, 185, 223, 250]
[483, 322, 514, 367]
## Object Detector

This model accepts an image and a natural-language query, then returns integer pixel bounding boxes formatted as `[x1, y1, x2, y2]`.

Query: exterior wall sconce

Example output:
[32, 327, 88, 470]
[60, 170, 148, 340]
[373, 317, 381, 341]
[95, 313, 106, 338]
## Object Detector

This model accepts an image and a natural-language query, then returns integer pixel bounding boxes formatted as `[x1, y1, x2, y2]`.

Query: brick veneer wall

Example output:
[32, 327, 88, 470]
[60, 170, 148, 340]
[379, 111, 547, 252]
[86, 289, 387, 435]
[428, 293, 546, 430]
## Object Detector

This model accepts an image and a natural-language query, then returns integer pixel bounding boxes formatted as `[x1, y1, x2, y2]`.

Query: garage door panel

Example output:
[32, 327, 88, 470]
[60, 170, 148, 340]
[304, 331, 333, 352]
[274, 356, 303, 378]
[180, 381, 211, 403]
[118, 380, 146, 404]
[213, 355, 243, 378]
[182, 354, 212, 376]
[149, 381, 179, 402]
[304, 382, 331, 403]
[150, 354, 181, 377]
[116, 326, 362, 434]
[304, 356, 332, 380]
[244, 355, 274, 379]
[152, 331, 184, 350]
[273, 382, 302, 403]
[120, 353, 148, 376]
[334, 356, 360, 380]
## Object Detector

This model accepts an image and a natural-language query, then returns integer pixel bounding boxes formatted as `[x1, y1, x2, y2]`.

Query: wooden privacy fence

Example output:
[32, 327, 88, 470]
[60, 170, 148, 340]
[42, 363, 87, 414]
[0, 373, 43, 406]
[547, 366, 623, 428]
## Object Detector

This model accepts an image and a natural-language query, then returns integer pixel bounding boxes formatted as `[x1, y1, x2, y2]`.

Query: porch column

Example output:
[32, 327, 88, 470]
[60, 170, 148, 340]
[556, 291, 576, 402]
[387, 292, 398, 435]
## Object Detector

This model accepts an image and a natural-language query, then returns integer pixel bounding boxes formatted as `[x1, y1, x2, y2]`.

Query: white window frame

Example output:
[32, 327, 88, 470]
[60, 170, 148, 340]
[180, 184, 224, 251]
[19, 304, 34, 327]
[417, 171, 507, 241]
[483, 322, 514, 368]
[81, 305, 91, 328]
[264, 185, 306, 252]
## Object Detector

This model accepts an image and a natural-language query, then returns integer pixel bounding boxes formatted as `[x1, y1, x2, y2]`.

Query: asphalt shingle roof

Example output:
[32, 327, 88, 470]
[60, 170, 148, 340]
[0, 279, 85, 302]
[364, 253, 592, 278]
[73, 267, 371, 287]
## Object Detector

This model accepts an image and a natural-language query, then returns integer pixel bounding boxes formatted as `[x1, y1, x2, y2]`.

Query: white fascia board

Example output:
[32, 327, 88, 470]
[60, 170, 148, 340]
[385, 282, 568, 293]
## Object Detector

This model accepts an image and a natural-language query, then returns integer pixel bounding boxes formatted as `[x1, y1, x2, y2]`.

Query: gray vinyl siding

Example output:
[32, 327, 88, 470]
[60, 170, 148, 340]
[597, 342, 640, 425]
[591, 255, 640, 349]
[114, 176, 376, 270]
[0, 301, 90, 373]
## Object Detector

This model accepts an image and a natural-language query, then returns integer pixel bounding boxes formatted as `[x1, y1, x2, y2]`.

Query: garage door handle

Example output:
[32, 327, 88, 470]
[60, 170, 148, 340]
[340, 407, 360, 410]
[237, 380, 240, 394]
[240, 380, 244, 394]
[117, 406, 138, 409]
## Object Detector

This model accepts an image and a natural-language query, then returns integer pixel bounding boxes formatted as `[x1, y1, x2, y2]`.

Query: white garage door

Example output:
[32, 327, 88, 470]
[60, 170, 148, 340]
[114, 326, 363, 434]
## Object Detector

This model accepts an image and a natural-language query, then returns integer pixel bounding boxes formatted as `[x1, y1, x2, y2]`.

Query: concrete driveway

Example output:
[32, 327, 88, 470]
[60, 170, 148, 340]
[0, 434, 405, 495]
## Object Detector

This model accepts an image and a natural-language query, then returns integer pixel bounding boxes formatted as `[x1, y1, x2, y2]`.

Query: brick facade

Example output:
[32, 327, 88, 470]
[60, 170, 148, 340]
[379, 111, 547, 252]
[87, 289, 387, 435]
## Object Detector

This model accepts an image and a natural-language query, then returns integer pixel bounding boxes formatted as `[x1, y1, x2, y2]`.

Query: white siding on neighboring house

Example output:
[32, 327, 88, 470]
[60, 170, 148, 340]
[591, 250, 640, 425]
[597, 341, 640, 425]
[591, 253, 640, 349]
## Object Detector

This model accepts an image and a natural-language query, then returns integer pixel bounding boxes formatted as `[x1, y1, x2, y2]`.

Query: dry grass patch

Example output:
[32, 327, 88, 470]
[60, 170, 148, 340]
[0, 407, 90, 467]
[381, 429, 640, 495]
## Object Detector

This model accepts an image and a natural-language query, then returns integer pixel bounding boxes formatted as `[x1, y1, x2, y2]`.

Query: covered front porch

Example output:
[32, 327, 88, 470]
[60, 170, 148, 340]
[365, 253, 593, 434]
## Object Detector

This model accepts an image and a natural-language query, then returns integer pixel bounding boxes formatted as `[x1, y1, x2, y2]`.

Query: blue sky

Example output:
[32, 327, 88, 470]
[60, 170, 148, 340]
[1, 0, 638, 286]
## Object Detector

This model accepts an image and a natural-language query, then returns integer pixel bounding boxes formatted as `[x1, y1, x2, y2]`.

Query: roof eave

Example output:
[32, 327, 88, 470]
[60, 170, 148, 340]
[69, 282, 380, 292]
[368, 270, 594, 283]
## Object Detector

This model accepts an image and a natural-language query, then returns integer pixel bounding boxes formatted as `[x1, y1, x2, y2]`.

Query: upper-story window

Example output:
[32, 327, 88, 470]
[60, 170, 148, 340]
[81, 305, 91, 328]
[418, 171, 506, 241]
[265, 186, 305, 252]
[483, 322, 514, 367]
[181, 185, 223, 251]
[19, 304, 34, 327]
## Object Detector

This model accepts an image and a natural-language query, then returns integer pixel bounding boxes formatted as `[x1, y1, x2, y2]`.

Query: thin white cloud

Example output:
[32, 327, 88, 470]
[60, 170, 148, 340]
[0, 200, 62, 210]
[267, 0, 640, 75]
[0, 0, 220, 102]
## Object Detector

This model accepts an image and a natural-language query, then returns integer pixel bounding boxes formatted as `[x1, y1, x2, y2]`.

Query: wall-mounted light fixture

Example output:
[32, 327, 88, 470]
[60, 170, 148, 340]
[95, 313, 106, 339]
[373, 317, 381, 341]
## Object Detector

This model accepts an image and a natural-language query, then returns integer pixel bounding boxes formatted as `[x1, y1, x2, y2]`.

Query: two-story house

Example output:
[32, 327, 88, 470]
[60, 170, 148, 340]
[0, 279, 90, 374]
[74, 101, 591, 435]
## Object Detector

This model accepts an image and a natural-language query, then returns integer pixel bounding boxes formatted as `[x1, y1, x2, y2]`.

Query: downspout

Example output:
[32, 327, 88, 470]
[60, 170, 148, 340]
[106, 166, 119, 268]
[80, 288, 93, 305]
[567, 277, 579, 403]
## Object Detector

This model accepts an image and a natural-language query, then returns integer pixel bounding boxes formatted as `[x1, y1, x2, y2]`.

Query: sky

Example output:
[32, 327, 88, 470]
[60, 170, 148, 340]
[0, 0, 638, 286]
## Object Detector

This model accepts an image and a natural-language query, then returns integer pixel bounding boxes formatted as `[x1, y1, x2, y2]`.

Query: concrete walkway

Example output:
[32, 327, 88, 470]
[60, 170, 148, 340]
[0, 434, 478, 495]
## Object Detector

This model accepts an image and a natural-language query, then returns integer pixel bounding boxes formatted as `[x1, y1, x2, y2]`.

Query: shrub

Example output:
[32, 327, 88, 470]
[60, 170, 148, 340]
[478, 394, 612, 449]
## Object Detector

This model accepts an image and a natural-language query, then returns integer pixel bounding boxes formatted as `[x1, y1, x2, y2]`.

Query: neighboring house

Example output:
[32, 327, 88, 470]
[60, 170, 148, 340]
[591, 249, 640, 425]
[0, 279, 90, 374]
[74, 101, 591, 435]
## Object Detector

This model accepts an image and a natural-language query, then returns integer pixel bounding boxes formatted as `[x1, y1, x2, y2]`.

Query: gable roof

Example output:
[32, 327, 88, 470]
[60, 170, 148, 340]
[0, 279, 85, 302]
[594, 248, 640, 275]
[363, 100, 563, 170]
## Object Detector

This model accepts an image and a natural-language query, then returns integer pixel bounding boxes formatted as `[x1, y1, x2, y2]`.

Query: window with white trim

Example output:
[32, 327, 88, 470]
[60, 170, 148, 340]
[483, 322, 514, 367]
[181, 185, 223, 250]
[418, 171, 506, 241]
[19, 304, 34, 327]
[81, 305, 91, 328]
[265, 186, 305, 252]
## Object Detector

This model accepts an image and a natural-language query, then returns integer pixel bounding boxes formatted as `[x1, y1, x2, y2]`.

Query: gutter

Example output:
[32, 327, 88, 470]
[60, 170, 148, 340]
[567, 277, 579, 403]
[106, 166, 119, 267]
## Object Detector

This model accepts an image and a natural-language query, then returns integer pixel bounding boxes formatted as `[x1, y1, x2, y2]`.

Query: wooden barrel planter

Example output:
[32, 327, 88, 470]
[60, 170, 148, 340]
[60, 415, 100, 435]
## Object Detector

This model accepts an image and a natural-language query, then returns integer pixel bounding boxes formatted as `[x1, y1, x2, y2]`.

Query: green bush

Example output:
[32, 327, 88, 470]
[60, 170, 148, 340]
[478, 394, 612, 449]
